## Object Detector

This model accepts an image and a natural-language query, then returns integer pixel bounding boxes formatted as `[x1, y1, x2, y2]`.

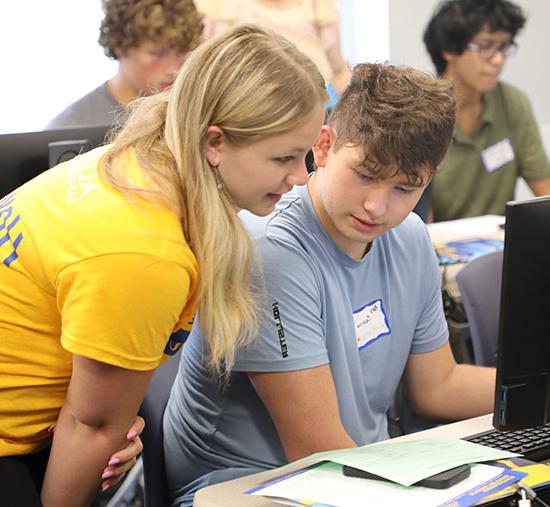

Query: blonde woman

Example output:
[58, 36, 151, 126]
[0, 24, 326, 507]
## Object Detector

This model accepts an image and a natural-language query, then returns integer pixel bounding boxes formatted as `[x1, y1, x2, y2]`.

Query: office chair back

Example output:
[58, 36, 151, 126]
[139, 355, 180, 507]
[456, 250, 503, 367]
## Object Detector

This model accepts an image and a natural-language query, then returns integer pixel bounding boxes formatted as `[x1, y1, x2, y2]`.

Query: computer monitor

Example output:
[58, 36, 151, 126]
[493, 195, 550, 431]
[0, 124, 113, 198]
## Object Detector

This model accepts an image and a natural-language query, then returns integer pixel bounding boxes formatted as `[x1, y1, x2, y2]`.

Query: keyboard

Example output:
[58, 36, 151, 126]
[464, 422, 550, 462]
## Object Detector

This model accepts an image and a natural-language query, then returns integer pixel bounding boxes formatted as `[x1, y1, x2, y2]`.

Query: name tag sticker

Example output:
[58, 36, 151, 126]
[353, 299, 391, 350]
[481, 138, 515, 173]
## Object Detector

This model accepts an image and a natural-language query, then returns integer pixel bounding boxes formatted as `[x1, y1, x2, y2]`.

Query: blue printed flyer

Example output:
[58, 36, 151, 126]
[246, 461, 526, 507]
[436, 238, 504, 265]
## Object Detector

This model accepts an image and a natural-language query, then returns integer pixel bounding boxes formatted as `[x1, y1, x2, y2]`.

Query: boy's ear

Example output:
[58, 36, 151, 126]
[203, 126, 225, 167]
[114, 47, 126, 60]
[442, 50, 455, 64]
[312, 126, 336, 168]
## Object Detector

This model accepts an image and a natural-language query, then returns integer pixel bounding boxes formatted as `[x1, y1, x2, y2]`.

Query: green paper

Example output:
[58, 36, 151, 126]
[288, 438, 518, 487]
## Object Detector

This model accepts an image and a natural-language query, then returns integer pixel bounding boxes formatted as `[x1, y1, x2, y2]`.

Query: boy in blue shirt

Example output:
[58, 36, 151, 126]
[163, 63, 496, 506]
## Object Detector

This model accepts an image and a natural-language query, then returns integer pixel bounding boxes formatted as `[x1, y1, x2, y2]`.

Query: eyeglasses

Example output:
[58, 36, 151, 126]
[467, 41, 518, 60]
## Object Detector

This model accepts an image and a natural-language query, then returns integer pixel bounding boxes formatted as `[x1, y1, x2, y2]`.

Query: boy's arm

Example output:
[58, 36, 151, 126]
[244, 236, 356, 462]
[249, 364, 357, 462]
[403, 341, 495, 422]
[41, 355, 153, 507]
[527, 177, 550, 197]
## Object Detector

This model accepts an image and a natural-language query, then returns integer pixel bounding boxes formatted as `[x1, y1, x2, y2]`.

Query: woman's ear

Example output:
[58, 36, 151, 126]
[203, 126, 225, 167]
[312, 126, 336, 168]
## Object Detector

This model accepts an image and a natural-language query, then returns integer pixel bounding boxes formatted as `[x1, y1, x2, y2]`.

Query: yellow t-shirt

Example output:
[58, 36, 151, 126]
[0, 146, 198, 456]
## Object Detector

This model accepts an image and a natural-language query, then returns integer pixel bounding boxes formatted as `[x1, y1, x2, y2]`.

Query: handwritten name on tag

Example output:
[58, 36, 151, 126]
[353, 299, 391, 350]
[481, 138, 515, 173]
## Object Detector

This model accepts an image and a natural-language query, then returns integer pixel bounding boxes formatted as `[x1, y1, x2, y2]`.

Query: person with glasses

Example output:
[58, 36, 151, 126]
[424, 0, 550, 222]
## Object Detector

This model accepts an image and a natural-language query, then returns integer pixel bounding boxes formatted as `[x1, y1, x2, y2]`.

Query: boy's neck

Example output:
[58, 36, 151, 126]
[455, 84, 483, 110]
[442, 70, 483, 110]
[107, 71, 141, 107]
[307, 173, 371, 261]
[443, 73, 484, 136]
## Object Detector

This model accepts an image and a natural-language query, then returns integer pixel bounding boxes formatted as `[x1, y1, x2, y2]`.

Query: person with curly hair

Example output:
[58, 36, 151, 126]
[47, 0, 203, 129]
[1, 24, 327, 506]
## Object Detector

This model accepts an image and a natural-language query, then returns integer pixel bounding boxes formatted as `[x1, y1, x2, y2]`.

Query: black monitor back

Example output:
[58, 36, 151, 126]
[494, 196, 550, 430]
[0, 125, 112, 198]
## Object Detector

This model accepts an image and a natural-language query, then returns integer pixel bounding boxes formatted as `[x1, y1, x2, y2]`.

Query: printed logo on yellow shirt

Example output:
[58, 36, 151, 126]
[67, 163, 100, 204]
[164, 328, 191, 355]
[0, 193, 24, 267]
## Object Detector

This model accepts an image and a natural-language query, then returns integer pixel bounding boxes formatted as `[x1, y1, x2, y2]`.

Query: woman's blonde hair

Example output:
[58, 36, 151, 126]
[101, 24, 327, 372]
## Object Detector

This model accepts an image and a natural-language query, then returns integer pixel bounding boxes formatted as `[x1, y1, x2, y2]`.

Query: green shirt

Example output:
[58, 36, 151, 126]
[432, 82, 550, 221]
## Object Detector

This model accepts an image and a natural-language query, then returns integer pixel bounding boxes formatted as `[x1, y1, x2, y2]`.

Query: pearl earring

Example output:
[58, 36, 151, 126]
[210, 162, 223, 191]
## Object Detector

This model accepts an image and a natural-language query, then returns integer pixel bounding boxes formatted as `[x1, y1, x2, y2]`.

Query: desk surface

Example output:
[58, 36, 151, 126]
[426, 215, 504, 245]
[193, 414, 494, 507]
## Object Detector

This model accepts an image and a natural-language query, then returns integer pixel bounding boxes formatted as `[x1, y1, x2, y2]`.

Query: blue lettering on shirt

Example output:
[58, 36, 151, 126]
[0, 193, 23, 267]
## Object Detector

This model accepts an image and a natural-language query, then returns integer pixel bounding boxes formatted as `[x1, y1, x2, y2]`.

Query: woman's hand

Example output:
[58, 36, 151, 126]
[100, 416, 145, 491]
[40, 357, 153, 507]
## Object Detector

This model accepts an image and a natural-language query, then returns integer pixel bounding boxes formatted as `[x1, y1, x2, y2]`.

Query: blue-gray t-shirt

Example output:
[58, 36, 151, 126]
[46, 82, 125, 129]
[163, 184, 449, 498]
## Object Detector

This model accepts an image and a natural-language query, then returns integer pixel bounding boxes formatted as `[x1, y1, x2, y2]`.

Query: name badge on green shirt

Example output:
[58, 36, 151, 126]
[481, 137, 515, 173]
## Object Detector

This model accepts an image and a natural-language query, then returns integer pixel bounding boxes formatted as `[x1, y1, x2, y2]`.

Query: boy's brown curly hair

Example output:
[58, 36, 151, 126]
[99, 0, 204, 59]
[328, 63, 456, 185]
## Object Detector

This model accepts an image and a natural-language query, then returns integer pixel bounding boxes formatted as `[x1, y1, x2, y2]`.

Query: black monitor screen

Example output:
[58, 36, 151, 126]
[0, 125, 113, 198]
[494, 195, 550, 431]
